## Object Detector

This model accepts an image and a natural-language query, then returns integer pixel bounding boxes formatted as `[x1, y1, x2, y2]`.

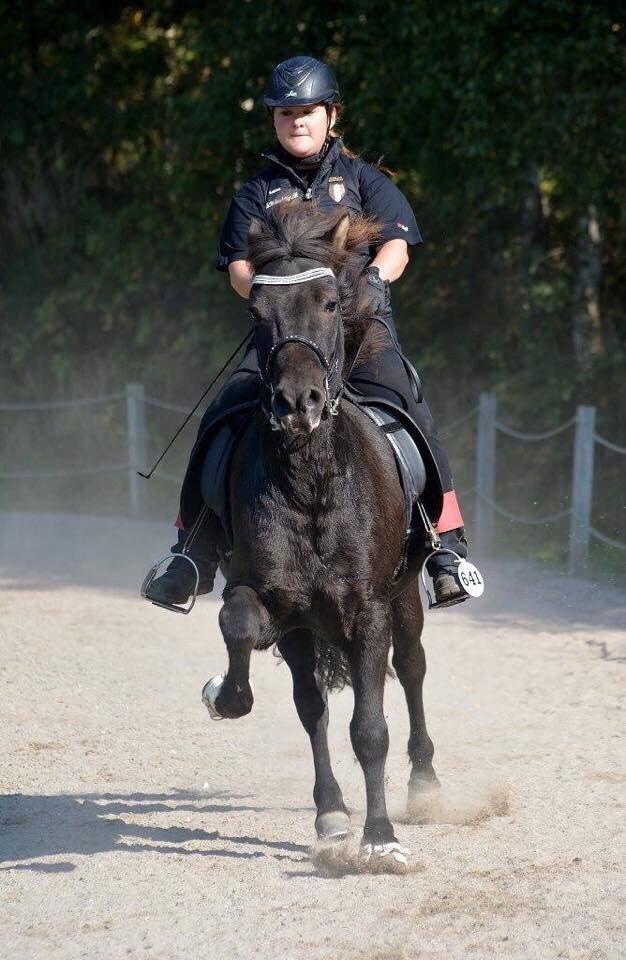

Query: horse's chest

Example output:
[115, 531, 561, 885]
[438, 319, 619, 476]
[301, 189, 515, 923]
[253, 498, 372, 632]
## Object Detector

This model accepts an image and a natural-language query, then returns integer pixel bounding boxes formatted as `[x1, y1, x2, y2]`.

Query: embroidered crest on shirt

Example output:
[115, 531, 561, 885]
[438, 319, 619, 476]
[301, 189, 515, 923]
[328, 176, 346, 203]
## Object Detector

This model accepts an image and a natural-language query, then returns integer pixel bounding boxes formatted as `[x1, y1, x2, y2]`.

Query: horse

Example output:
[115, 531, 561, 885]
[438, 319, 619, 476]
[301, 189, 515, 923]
[202, 202, 439, 864]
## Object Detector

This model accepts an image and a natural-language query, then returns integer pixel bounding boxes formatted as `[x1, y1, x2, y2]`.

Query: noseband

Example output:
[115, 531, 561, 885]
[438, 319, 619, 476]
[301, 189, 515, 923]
[252, 267, 344, 431]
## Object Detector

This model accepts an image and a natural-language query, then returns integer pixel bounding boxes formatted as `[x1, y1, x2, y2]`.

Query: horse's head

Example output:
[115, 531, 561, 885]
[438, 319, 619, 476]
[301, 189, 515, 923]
[247, 203, 380, 437]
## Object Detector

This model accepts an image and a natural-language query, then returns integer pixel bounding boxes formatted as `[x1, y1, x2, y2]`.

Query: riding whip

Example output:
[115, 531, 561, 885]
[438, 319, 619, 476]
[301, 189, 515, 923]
[138, 329, 254, 480]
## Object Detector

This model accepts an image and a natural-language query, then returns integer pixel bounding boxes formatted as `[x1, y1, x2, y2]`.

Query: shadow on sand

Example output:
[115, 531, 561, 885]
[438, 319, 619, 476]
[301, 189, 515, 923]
[0, 788, 311, 872]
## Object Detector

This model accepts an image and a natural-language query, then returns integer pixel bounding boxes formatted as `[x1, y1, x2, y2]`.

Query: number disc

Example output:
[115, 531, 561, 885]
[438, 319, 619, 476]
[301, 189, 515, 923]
[457, 560, 485, 598]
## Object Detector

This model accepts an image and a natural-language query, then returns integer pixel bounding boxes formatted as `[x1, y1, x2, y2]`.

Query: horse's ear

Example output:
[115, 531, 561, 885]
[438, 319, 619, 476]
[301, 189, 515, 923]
[331, 214, 351, 251]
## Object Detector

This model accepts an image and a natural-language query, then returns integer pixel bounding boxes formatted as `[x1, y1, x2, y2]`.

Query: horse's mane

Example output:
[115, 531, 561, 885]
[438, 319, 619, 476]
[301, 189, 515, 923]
[248, 202, 389, 363]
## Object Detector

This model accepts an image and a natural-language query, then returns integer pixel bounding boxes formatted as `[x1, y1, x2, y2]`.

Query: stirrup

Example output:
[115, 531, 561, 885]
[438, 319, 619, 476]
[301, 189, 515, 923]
[140, 553, 200, 615]
[420, 547, 485, 611]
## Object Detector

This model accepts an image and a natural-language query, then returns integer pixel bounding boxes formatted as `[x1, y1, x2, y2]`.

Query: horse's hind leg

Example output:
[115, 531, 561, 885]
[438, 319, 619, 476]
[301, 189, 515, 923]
[391, 584, 440, 806]
[349, 603, 398, 848]
[279, 630, 350, 840]
[203, 585, 268, 720]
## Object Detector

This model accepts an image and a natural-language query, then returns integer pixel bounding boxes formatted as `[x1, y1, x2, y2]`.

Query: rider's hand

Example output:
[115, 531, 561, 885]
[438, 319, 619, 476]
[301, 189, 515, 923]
[365, 265, 391, 317]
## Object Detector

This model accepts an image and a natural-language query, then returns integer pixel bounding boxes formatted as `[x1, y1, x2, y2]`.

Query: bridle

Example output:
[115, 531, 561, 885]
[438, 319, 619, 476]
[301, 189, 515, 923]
[252, 266, 347, 431]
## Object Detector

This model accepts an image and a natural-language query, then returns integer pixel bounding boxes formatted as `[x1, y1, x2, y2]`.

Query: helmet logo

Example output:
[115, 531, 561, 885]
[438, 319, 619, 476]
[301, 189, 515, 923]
[285, 90, 298, 97]
[328, 176, 345, 203]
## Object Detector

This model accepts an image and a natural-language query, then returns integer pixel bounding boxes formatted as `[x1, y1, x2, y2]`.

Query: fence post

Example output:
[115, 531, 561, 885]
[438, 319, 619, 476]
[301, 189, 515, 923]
[126, 382, 146, 518]
[568, 405, 596, 575]
[475, 392, 497, 554]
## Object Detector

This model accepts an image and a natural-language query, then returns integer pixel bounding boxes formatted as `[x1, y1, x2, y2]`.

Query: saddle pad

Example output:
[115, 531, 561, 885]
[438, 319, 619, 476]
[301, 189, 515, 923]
[200, 414, 250, 545]
[344, 391, 443, 524]
[358, 404, 427, 535]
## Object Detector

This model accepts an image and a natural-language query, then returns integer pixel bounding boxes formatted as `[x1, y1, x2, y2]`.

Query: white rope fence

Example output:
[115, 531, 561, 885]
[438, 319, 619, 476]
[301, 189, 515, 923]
[1, 385, 624, 571]
[0, 392, 125, 411]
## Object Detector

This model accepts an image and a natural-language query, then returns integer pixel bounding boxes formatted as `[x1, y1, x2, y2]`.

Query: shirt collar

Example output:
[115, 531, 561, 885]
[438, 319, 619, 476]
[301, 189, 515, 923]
[262, 137, 343, 181]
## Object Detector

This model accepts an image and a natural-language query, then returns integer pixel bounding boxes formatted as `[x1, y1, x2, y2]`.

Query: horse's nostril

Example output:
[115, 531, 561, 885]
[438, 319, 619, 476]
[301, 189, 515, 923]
[306, 388, 323, 409]
[272, 388, 293, 417]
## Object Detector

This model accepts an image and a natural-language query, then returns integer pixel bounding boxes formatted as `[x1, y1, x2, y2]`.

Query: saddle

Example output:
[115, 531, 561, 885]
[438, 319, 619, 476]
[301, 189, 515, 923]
[199, 395, 443, 582]
[348, 394, 443, 584]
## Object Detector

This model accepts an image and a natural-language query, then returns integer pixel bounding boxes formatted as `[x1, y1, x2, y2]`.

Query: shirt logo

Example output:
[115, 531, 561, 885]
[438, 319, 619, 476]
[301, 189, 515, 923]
[396, 221, 409, 232]
[328, 176, 345, 203]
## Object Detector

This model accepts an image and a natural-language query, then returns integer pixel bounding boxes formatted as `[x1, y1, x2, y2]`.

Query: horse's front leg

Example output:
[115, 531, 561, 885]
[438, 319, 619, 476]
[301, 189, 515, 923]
[279, 630, 350, 841]
[350, 603, 406, 861]
[203, 585, 268, 719]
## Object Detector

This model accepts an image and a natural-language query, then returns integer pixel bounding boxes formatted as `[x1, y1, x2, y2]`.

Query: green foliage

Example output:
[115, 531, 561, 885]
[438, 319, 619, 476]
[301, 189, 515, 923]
[0, 0, 624, 436]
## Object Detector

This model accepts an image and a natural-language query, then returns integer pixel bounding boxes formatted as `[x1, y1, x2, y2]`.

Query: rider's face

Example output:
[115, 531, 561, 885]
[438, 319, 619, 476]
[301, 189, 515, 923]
[273, 104, 336, 158]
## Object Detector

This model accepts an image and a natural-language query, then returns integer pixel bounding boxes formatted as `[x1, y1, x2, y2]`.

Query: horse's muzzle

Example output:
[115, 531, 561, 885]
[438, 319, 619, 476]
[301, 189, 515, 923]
[271, 383, 325, 436]
[278, 410, 323, 437]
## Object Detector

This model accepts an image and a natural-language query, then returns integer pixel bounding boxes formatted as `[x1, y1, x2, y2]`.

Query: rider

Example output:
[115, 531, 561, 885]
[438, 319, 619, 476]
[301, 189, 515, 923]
[146, 55, 470, 608]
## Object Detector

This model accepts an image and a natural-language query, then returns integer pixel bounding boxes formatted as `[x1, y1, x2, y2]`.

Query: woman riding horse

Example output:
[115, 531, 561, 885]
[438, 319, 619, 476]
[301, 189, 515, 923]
[145, 56, 471, 610]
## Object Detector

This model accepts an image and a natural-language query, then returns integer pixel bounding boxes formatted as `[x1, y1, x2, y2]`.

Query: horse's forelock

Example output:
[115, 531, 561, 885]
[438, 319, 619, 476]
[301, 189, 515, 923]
[247, 202, 380, 274]
[247, 202, 384, 364]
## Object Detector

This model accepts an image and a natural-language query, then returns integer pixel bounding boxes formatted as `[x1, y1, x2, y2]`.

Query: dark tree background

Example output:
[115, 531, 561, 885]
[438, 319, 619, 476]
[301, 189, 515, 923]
[1, 1, 624, 556]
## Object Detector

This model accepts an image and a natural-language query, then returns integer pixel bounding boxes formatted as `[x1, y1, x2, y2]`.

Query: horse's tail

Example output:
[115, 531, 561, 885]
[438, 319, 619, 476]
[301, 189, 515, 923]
[313, 637, 352, 691]
[311, 639, 397, 691]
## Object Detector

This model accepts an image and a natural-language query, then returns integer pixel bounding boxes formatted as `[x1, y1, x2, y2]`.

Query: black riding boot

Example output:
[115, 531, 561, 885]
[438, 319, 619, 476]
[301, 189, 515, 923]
[426, 528, 469, 604]
[145, 513, 221, 606]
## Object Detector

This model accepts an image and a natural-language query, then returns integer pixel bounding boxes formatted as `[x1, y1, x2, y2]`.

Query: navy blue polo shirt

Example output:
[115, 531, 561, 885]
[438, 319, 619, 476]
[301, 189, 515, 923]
[216, 138, 422, 271]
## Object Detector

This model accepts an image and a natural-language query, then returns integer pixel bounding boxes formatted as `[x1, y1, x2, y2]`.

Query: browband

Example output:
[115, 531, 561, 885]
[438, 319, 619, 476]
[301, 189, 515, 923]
[252, 267, 335, 286]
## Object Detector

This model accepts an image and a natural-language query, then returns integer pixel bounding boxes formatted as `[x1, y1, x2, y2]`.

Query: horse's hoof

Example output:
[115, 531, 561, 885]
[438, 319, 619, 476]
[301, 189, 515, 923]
[201, 675, 226, 720]
[359, 841, 410, 865]
[315, 810, 351, 841]
[202, 675, 254, 720]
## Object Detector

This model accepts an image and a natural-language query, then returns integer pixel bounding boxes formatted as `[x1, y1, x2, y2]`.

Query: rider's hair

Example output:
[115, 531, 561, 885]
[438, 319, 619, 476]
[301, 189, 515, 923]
[328, 104, 358, 160]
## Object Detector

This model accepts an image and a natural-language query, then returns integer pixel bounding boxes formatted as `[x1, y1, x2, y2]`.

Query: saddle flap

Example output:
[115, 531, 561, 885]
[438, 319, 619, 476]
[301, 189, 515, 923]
[199, 414, 252, 547]
[347, 393, 444, 525]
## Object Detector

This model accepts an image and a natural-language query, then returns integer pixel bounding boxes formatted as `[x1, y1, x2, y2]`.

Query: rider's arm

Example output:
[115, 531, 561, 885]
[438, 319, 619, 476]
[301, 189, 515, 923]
[228, 260, 254, 299]
[358, 162, 422, 279]
[217, 180, 264, 285]
[370, 239, 409, 282]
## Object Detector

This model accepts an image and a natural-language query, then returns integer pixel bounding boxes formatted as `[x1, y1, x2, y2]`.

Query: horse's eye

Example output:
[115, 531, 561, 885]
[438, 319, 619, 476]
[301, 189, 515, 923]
[324, 300, 338, 313]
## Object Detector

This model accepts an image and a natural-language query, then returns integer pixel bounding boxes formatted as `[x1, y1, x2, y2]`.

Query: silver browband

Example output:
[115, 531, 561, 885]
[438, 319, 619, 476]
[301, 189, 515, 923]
[252, 267, 335, 286]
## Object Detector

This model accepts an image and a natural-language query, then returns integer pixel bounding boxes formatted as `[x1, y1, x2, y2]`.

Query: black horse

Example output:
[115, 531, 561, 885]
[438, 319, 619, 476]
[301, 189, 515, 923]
[202, 203, 438, 863]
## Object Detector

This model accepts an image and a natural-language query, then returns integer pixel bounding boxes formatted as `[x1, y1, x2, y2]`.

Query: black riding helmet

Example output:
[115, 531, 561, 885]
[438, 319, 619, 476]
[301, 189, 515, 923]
[263, 56, 341, 108]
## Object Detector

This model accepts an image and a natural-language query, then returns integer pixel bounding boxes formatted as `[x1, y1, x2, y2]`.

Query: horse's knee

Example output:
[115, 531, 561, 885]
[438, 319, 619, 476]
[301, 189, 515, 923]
[219, 586, 267, 651]
[350, 713, 389, 765]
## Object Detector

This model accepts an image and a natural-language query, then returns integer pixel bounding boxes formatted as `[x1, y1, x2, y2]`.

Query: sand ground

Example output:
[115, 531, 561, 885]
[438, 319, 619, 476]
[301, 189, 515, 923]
[0, 513, 624, 960]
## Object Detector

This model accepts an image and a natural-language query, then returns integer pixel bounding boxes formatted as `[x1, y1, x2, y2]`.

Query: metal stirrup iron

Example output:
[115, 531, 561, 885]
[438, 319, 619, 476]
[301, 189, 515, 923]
[140, 506, 209, 614]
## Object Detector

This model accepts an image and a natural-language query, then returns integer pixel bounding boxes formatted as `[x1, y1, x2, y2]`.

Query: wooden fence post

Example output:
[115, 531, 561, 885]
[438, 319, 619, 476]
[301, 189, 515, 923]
[126, 382, 146, 518]
[568, 405, 596, 574]
[475, 392, 497, 554]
